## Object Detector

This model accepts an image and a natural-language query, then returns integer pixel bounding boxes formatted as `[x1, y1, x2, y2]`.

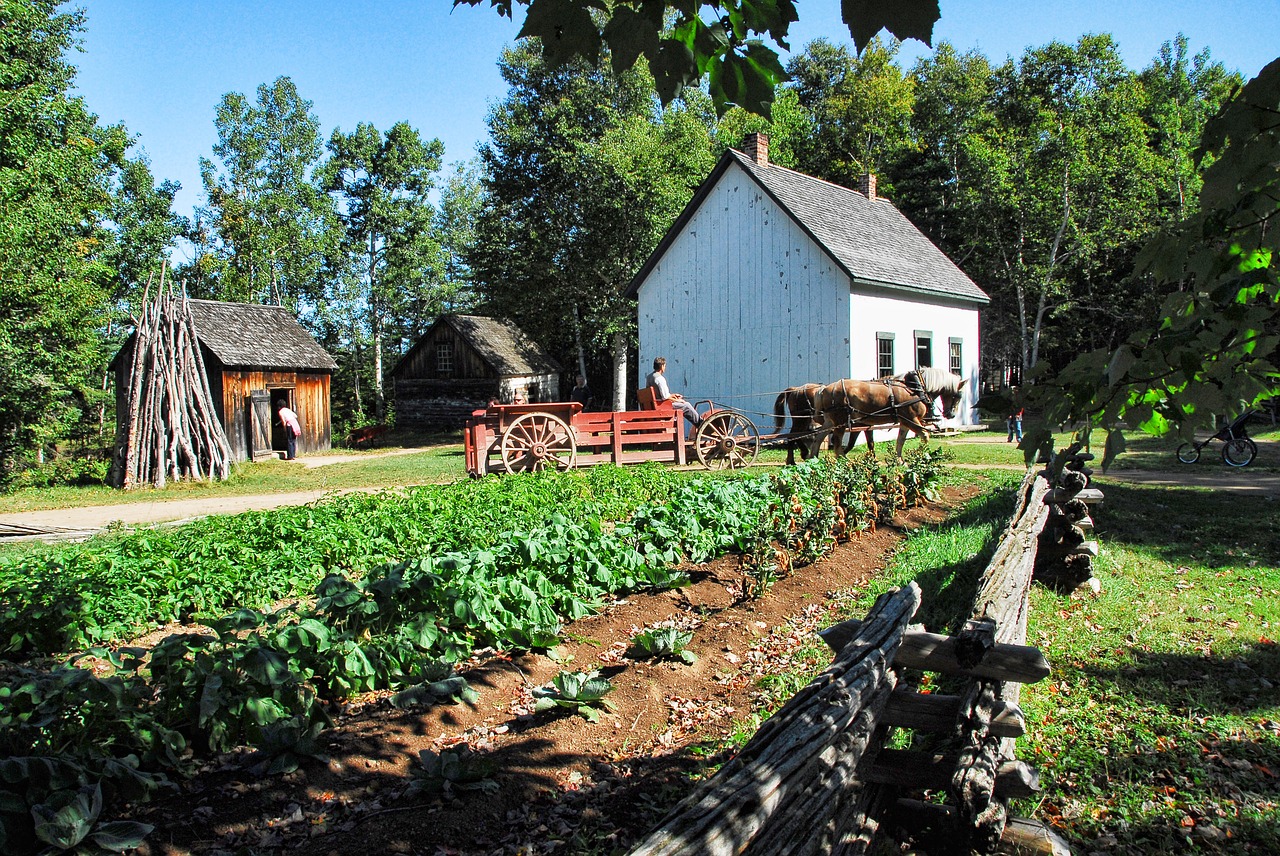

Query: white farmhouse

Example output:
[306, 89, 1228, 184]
[625, 133, 989, 428]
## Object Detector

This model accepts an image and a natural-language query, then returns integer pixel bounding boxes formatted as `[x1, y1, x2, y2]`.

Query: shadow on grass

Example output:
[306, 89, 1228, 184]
[1080, 640, 1280, 716]
[1089, 481, 1280, 567]
[1031, 721, 1280, 853]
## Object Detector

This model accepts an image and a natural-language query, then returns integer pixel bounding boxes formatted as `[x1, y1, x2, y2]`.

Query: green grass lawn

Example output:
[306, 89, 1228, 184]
[724, 466, 1279, 852]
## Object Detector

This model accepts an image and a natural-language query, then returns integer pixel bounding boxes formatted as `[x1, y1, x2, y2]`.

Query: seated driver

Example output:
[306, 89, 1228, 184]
[645, 356, 700, 429]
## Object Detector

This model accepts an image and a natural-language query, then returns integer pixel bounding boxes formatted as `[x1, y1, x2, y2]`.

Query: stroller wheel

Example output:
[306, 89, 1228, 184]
[1176, 443, 1200, 464]
[1222, 437, 1257, 467]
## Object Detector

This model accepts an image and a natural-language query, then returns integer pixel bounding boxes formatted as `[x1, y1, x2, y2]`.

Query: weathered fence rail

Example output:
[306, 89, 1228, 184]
[629, 450, 1103, 855]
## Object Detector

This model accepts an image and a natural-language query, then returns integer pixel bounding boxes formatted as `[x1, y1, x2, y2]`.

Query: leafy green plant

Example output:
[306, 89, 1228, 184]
[0, 453, 948, 840]
[27, 783, 152, 855]
[407, 746, 499, 797]
[247, 717, 329, 776]
[630, 626, 697, 664]
[532, 670, 617, 722]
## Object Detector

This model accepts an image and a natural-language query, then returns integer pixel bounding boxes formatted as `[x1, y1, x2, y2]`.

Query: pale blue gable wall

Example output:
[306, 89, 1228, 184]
[635, 163, 850, 415]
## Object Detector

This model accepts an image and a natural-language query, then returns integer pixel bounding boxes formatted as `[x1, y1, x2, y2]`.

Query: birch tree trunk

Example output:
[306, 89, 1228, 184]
[611, 330, 628, 411]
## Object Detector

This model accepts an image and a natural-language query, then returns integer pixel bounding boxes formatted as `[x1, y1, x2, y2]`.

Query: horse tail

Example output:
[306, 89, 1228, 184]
[774, 390, 788, 431]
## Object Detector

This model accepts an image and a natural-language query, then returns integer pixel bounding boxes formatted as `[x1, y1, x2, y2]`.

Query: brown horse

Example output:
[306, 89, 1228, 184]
[811, 368, 967, 458]
[773, 384, 824, 465]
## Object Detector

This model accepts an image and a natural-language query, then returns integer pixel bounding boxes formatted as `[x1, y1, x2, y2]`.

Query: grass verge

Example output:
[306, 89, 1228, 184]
[701, 466, 1280, 853]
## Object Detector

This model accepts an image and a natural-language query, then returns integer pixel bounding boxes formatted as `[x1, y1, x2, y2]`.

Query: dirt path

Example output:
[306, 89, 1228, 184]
[0, 489, 377, 539]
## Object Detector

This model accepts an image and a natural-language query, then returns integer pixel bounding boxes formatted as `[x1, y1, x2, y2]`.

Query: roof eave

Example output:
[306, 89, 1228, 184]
[850, 276, 991, 306]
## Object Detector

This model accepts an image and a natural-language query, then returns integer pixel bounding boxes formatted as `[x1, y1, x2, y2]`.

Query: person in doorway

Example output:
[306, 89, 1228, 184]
[645, 357, 700, 431]
[1007, 407, 1023, 443]
[569, 374, 592, 408]
[512, 388, 527, 405]
[276, 400, 302, 460]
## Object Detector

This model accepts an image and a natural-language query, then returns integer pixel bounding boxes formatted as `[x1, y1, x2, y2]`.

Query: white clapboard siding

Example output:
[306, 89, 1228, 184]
[849, 285, 983, 426]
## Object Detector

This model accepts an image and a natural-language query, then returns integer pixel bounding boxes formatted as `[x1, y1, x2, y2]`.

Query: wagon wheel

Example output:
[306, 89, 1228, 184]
[500, 412, 577, 473]
[695, 412, 760, 470]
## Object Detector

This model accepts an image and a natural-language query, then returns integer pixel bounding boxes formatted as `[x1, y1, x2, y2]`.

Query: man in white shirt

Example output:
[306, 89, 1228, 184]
[645, 356, 700, 430]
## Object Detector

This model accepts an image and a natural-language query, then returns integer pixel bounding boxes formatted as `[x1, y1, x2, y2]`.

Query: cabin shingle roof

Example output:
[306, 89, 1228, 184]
[444, 315, 560, 375]
[187, 299, 337, 371]
[392, 315, 561, 378]
[626, 149, 988, 304]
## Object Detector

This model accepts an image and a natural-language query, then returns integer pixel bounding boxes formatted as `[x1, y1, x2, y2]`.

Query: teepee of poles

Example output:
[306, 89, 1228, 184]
[111, 268, 233, 489]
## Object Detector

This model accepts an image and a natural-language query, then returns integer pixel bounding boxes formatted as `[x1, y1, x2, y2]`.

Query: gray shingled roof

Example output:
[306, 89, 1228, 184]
[626, 150, 988, 304]
[443, 315, 561, 375]
[729, 150, 988, 301]
[187, 299, 337, 371]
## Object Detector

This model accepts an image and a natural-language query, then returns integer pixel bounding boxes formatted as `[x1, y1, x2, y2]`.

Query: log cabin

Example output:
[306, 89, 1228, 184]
[111, 299, 336, 462]
[392, 314, 561, 427]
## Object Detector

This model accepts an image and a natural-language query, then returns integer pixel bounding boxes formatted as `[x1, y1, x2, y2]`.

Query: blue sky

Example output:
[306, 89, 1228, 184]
[73, 0, 1278, 261]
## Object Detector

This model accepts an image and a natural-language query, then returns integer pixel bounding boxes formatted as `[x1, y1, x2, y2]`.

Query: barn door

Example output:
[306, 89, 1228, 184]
[247, 391, 273, 459]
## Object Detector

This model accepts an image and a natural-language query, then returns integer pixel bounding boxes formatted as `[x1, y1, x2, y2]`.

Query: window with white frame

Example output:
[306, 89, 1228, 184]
[876, 333, 895, 378]
[949, 338, 963, 376]
[914, 330, 933, 368]
[436, 341, 453, 374]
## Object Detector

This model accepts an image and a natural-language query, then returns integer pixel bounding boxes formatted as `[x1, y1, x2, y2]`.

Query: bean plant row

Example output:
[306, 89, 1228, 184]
[1, 464, 689, 657]
[0, 450, 946, 855]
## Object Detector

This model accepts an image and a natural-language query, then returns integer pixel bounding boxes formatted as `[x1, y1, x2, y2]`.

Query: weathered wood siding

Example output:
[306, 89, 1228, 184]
[211, 355, 332, 462]
[635, 163, 850, 413]
[849, 285, 982, 428]
[395, 325, 497, 381]
[395, 372, 560, 428]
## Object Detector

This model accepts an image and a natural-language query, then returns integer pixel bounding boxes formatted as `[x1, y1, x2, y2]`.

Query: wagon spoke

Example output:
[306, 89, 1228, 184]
[695, 412, 759, 470]
[501, 413, 578, 473]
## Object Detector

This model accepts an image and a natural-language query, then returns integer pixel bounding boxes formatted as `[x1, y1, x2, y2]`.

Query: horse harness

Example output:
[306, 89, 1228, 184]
[832, 375, 930, 430]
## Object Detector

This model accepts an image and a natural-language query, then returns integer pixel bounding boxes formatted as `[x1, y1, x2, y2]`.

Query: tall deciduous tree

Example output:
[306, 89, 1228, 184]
[1029, 57, 1280, 468]
[197, 77, 334, 308]
[469, 42, 715, 405]
[434, 159, 486, 313]
[104, 154, 190, 310]
[0, 0, 126, 483]
[786, 37, 916, 188]
[322, 122, 445, 420]
[945, 36, 1163, 380]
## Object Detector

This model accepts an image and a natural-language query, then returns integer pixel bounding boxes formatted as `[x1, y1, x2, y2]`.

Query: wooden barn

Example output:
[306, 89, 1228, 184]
[392, 314, 561, 427]
[112, 299, 336, 462]
[625, 133, 990, 428]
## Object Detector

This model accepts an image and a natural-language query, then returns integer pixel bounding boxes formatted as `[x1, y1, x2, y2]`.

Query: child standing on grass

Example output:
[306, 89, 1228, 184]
[1007, 408, 1023, 443]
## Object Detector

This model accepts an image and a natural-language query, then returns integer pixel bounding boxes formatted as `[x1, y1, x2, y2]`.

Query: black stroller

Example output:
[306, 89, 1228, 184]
[1176, 411, 1258, 467]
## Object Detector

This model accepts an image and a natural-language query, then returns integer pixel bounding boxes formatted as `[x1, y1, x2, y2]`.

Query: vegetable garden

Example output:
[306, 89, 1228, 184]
[0, 450, 946, 854]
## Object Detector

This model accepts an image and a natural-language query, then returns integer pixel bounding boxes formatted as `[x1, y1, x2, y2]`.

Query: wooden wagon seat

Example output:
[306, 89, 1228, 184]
[636, 386, 674, 411]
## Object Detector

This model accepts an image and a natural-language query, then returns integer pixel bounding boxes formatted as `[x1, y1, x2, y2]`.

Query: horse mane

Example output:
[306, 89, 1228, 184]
[912, 366, 964, 396]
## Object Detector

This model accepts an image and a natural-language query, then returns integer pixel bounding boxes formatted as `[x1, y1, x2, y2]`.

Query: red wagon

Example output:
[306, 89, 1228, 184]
[463, 398, 760, 476]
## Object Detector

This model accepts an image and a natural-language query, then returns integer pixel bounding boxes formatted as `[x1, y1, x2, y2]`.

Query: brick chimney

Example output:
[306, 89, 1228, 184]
[857, 172, 877, 199]
[742, 132, 769, 166]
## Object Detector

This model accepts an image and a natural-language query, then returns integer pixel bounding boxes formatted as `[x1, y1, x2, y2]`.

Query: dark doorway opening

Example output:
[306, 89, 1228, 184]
[269, 388, 295, 454]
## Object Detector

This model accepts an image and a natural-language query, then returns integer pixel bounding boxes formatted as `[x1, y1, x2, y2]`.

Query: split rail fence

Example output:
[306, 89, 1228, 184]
[629, 450, 1102, 855]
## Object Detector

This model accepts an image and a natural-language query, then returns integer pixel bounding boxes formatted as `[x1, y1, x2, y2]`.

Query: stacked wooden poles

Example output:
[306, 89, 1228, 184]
[110, 272, 232, 489]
